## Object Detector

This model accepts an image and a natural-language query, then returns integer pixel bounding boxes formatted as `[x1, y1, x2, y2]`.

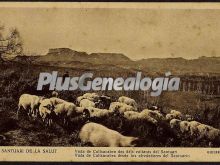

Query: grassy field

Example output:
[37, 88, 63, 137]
[0, 61, 220, 147]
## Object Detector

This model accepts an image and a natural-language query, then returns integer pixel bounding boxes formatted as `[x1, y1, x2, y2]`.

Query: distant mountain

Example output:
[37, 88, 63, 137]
[10, 48, 220, 75]
[133, 56, 220, 74]
[89, 53, 132, 64]
[34, 48, 132, 65]
[35, 48, 89, 63]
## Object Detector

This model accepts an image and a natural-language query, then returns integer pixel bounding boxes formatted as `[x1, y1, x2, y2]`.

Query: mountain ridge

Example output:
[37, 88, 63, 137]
[11, 48, 220, 74]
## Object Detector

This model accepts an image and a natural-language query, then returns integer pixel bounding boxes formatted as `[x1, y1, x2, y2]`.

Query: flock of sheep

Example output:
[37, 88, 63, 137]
[16, 91, 220, 147]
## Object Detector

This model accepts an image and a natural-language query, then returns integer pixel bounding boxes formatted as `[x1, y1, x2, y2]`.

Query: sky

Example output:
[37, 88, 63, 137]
[0, 6, 220, 60]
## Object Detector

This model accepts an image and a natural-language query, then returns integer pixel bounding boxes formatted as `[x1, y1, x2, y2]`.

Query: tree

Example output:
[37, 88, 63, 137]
[0, 25, 23, 61]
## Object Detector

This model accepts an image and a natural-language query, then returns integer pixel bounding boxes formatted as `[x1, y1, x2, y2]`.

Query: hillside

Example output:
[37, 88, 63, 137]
[0, 62, 220, 147]
[89, 53, 132, 65]
[133, 56, 220, 75]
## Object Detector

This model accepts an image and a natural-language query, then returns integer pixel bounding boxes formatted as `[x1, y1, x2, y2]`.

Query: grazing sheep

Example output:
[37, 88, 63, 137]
[109, 102, 136, 114]
[82, 93, 100, 102]
[86, 107, 113, 118]
[79, 122, 139, 147]
[138, 110, 160, 125]
[76, 96, 84, 105]
[206, 128, 220, 141]
[80, 99, 96, 108]
[39, 97, 67, 126]
[53, 101, 76, 126]
[75, 107, 85, 114]
[170, 110, 183, 119]
[77, 93, 110, 108]
[123, 110, 159, 125]
[49, 97, 66, 105]
[170, 119, 181, 129]
[17, 94, 44, 119]
[195, 124, 220, 141]
[141, 109, 163, 119]
[197, 124, 211, 139]
[179, 121, 190, 133]
[150, 110, 164, 120]
[166, 110, 182, 121]
[39, 98, 55, 126]
[189, 121, 201, 136]
[118, 96, 137, 110]
[166, 114, 175, 121]
[123, 111, 140, 120]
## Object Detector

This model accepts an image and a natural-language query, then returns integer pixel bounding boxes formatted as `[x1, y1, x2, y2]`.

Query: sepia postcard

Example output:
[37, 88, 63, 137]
[0, 2, 220, 162]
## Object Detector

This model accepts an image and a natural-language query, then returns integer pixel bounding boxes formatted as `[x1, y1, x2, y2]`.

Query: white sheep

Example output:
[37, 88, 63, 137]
[76, 96, 84, 105]
[197, 124, 211, 139]
[53, 101, 76, 125]
[189, 121, 201, 136]
[166, 110, 182, 121]
[197, 124, 220, 141]
[17, 94, 44, 119]
[206, 128, 220, 141]
[170, 110, 183, 119]
[179, 121, 190, 133]
[75, 107, 85, 114]
[170, 119, 181, 129]
[118, 96, 137, 110]
[39, 98, 55, 126]
[82, 93, 100, 102]
[79, 122, 139, 147]
[150, 110, 164, 120]
[166, 114, 175, 121]
[141, 109, 164, 121]
[39, 97, 66, 126]
[80, 99, 96, 108]
[123, 109, 162, 125]
[86, 107, 113, 118]
[138, 110, 160, 125]
[109, 102, 136, 114]
[49, 97, 66, 105]
[123, 111, 140, 120]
